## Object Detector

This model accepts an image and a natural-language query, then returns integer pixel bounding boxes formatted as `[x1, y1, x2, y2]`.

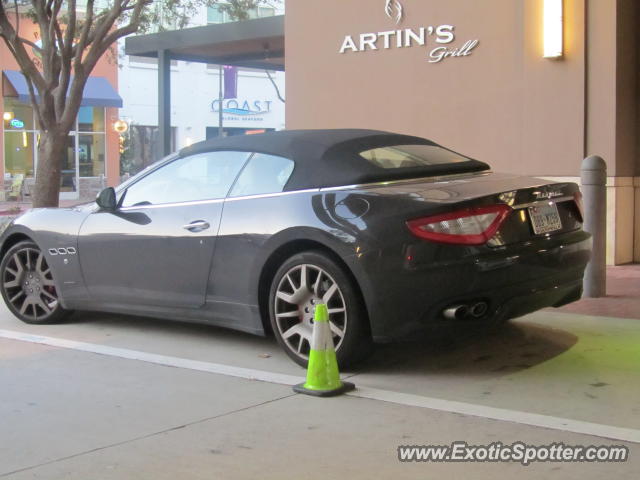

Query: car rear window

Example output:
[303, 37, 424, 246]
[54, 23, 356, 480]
[359, 144, 472, 169]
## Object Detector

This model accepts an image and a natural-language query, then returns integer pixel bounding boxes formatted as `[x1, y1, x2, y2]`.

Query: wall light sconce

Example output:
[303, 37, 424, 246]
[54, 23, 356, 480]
[543, 0, 564, 59]
[113, 119, 129, 133]
[3, 111, 14, 121]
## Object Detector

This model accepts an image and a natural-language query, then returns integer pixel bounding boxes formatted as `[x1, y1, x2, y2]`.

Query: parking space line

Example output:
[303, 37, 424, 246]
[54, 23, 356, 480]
[0, 329, 302, 386]
[2, 328, 639, 444]
[348, 387, 640, 444]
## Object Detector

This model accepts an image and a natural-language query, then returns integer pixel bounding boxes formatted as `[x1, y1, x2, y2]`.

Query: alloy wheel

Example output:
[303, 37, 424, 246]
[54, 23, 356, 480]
[2, 246, 59, 322]
[273, 263, 347, 360]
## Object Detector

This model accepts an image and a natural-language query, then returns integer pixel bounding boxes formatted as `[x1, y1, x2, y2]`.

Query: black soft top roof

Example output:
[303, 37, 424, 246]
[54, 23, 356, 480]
[180, 129, 490, 191]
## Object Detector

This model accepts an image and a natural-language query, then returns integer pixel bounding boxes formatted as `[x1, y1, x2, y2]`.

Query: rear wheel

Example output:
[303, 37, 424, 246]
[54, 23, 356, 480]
[268, 250, 372, 368]
[0, 240, 71, 324]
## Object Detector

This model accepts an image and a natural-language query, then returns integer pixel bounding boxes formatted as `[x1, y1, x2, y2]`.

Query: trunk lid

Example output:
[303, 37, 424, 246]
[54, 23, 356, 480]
[359, 171, 583, 246]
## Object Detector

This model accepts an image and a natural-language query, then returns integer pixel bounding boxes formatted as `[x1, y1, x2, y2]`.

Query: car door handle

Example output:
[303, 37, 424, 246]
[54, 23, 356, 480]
[182, 220, 210, 232]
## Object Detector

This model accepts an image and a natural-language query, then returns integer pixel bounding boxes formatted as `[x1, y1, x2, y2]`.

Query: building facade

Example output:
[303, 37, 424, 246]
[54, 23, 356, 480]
[285, 0, 640, 264]
[0, 12, 121, 202]
[118, 2, 286, 177]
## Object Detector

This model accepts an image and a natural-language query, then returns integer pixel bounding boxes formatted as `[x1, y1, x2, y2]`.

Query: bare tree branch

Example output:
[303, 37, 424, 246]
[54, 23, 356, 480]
[0, 0, 277, 207]
[55, 0, 76, 118]
[0, 2, 46, 94]
[265, 69, 284, 103]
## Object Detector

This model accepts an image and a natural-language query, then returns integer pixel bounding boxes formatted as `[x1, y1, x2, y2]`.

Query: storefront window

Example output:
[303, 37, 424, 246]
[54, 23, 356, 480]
[120, 125, 176, 176]
[4, 131, 34, 176]
[79, 133, 105, 177]
[78, 106, 105, 132]
[3, 98, 35, 131]
[3, 98, 108, 198]
[60, 136, 77, 193]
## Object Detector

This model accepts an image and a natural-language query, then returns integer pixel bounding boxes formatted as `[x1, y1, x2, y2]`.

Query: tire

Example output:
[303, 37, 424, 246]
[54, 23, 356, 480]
[268, 250, 372, 368]
[0, 240, 71, 324]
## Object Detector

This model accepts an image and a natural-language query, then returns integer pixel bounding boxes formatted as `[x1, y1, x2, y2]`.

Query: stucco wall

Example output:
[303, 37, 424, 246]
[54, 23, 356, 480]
[286, 0, 588, 177]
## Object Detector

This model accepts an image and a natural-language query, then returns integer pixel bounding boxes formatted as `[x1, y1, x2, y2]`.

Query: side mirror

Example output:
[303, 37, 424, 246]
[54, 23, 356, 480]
[96, 187, 117, 211]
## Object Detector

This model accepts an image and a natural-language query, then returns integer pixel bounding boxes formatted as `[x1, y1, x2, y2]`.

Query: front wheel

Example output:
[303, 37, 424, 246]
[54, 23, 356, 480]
[0, 240, 71, 324]
[268, 250, 372, 368]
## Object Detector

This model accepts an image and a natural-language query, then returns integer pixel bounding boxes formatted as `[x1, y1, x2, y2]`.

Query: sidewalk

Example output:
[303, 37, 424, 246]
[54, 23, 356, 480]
[0, 199, 82, 215]
[556, 264, 640, 320]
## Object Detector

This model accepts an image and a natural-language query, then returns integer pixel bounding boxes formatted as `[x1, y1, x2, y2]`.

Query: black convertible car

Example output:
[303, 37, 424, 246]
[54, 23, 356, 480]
[0, 130, 591, 366]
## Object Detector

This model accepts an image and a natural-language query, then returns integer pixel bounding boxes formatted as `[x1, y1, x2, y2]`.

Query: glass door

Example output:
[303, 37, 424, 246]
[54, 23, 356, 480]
[59, 134, 79, 200]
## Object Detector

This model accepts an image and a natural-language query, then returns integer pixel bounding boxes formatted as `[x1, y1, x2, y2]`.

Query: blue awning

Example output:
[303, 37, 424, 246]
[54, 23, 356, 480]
[3, 70, 122, 108]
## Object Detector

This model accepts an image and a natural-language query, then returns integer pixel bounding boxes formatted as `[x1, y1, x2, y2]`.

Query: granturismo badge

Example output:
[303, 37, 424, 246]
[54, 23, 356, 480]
[534, 190, 564, 200]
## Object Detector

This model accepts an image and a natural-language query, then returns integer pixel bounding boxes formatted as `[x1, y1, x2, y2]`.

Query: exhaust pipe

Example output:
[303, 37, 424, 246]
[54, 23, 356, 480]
[470, 302, 488, 318]
[443, 305, 469, 320]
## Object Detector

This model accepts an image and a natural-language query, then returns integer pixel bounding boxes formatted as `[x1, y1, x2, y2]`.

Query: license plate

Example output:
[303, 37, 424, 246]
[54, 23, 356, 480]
[528, 203, 562, 235]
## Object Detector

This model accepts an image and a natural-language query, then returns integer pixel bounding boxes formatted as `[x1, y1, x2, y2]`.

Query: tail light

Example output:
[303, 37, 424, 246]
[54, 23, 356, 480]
[573, 191, 584, 222]
[407, 205, 511, 245]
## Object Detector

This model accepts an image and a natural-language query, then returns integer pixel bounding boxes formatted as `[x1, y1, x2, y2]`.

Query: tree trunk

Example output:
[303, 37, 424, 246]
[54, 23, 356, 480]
[32, 130, 67, 208]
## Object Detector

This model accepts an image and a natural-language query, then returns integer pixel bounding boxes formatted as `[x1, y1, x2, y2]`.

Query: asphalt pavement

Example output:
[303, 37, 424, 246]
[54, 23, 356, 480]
[1, 300, 639, 479]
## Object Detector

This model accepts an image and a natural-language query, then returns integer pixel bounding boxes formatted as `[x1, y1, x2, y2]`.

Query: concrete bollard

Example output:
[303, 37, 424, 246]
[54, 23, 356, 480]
[580, 155, 607, 298]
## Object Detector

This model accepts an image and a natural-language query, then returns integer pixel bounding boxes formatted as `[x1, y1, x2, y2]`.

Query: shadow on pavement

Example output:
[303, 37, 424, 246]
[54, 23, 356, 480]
[63, 310, 276, 347]
[360, 321, 578, 379]
[63, 311, 577, 380]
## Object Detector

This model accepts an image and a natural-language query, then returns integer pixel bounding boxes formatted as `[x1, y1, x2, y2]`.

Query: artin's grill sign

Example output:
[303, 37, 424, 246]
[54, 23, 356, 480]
[339, 1, 479, 63]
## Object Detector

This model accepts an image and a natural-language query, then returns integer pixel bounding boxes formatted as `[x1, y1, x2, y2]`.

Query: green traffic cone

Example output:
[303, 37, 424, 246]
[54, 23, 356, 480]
[293, 303, 355, 397]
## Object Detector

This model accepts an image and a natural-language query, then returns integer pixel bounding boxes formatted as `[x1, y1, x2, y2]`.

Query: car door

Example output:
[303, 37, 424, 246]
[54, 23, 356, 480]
[209, 153, 296, 307]
[77, 150, 251, 308]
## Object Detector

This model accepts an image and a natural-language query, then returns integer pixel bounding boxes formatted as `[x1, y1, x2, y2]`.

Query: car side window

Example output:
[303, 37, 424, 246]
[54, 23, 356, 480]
[229, 153, 294, 197]
[121, 151, 250, 207]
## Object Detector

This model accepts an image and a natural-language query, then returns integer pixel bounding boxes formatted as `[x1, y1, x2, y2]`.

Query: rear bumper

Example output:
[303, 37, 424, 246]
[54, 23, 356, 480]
[353, 230, 591, 342]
